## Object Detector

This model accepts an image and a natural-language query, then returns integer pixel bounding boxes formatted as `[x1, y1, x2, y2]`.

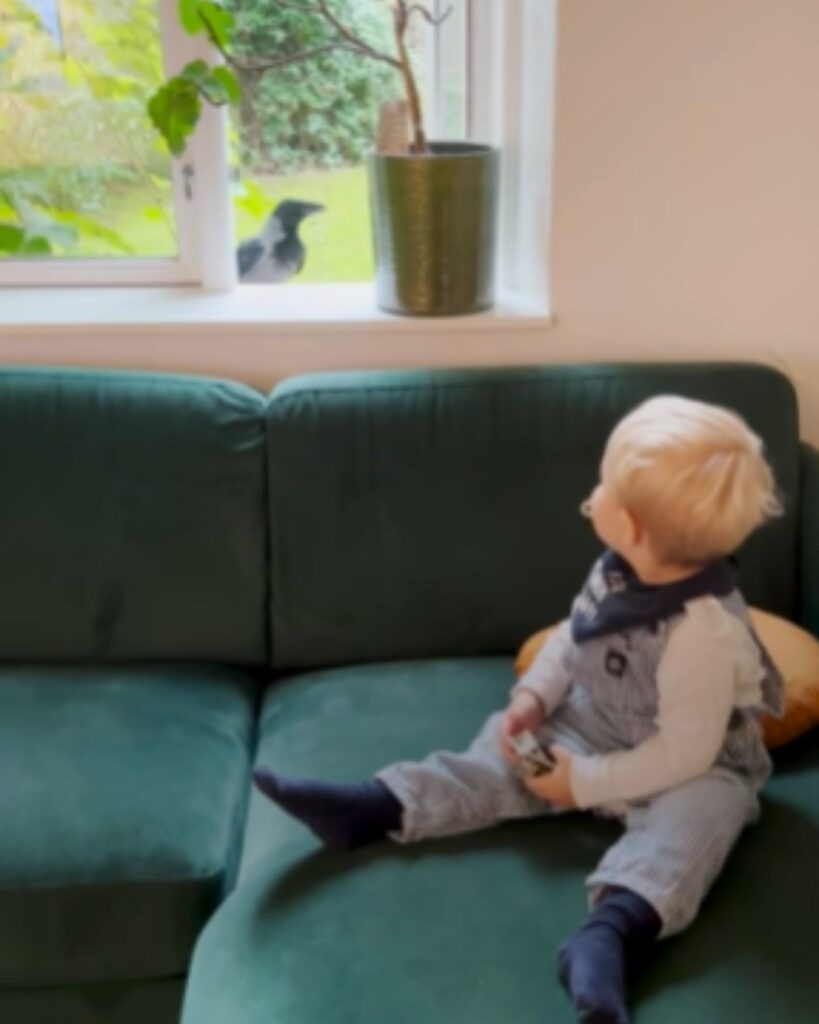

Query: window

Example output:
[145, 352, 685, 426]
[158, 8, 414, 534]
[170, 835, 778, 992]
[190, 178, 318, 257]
[229, 0, 468, 286]
[1, 0, 194, 283]
[0, 0, 555, 309]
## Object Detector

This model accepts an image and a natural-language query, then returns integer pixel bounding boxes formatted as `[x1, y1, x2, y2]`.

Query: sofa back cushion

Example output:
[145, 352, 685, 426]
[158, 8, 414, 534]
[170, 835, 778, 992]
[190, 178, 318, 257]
[266, 363, 800, 669]
[0, 369, 267, 663]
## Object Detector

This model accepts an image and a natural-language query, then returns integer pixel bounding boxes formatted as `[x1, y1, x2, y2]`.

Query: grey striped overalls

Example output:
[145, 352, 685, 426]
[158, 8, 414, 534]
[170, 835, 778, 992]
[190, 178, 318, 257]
[378, 591, 782, 937]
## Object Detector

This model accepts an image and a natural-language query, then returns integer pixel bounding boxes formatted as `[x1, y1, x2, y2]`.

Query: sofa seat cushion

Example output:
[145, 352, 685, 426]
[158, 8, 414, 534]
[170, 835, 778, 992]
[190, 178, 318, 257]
[182, 658, 819, 1024]
[0, 665, 257, 988]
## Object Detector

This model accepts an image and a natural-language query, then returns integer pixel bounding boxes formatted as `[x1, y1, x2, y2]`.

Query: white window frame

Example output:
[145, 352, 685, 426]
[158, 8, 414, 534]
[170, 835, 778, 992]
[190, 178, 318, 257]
[0, 0, 234, 289]
[0, 0, 555, 312]
[468, 0, 556, 309]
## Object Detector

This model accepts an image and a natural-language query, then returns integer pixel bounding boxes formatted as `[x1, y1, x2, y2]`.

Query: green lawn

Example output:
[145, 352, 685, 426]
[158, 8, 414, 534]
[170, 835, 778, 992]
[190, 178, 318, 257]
[41, 165, 374, 283]
[235, 167, 374, 283]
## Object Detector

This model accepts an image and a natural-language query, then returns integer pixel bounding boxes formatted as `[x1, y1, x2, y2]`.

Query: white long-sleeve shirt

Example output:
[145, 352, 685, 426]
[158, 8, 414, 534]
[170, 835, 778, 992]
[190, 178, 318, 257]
[514, 597, 769, 809]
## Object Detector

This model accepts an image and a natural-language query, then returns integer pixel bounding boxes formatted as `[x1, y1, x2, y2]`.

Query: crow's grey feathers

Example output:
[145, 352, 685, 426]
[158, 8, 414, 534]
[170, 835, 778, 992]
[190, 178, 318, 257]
[237, 199, 323, 284]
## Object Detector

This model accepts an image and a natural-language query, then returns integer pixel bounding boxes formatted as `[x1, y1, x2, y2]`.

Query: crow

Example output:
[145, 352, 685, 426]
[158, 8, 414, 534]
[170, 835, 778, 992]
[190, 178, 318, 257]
[237, 199, 325, 283]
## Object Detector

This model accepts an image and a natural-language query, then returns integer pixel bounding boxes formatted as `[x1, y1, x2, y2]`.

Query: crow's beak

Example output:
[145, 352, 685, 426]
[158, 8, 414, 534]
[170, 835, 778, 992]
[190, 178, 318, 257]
[302, 202, 324, 216]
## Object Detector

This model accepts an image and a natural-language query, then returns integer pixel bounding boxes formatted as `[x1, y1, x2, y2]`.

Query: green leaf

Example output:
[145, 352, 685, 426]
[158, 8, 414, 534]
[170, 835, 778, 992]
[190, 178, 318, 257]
[147, 76, 202, 156]
[232, 179, 270, 220]
[211, 66, 241, 104]
[0, 223, 24, 254]
[148, 174, 172, 192]
[62, 55, 85, 88]
[34, 222, 77, 248]
[177, 0, 234, 46]
[53, 210, 133, 254]
[179, 60, 239, 106]
[178, 0, 205, 34]
[198, 2, 234, 49]
[180, 59, 212, 90]
[19, 236, 52, 255]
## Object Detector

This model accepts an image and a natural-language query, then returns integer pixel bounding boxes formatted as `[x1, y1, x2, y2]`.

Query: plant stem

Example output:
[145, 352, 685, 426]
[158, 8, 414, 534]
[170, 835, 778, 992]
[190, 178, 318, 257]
[394, 1, 427, 153]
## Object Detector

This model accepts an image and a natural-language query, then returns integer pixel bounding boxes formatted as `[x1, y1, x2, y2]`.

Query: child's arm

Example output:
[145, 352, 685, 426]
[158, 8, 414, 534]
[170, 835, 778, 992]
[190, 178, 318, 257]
[568, 601, 761, 809]
[499, 621, 574, 766]
[511, 619, 574, 716]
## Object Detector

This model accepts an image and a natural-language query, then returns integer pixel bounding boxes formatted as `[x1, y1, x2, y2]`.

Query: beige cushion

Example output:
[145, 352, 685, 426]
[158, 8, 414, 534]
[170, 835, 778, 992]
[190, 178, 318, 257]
[515, 608, 819, 751]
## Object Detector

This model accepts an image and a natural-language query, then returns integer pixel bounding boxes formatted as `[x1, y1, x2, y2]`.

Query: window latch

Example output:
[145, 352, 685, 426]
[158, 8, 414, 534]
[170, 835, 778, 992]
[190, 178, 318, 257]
[182, 164, 195, 200]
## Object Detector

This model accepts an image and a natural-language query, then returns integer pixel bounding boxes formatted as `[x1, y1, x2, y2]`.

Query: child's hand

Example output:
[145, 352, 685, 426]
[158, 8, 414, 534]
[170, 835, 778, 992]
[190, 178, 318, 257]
[522, 746, 576, 808]
[498, 690, 545, 765]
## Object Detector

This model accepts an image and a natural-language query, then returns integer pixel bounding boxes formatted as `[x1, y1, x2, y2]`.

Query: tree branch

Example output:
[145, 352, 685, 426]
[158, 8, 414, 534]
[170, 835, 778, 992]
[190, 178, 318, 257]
[313, 0, 402, 69]
[236, 41, 389, 74]
[199, 4, 399, 76]
[197, 0, 436, 153]
[406, 4, 453, 28]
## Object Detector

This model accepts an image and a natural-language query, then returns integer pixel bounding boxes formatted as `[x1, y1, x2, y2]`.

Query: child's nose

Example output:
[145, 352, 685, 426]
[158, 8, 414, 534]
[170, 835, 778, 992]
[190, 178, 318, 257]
[579, 497, 593, 518]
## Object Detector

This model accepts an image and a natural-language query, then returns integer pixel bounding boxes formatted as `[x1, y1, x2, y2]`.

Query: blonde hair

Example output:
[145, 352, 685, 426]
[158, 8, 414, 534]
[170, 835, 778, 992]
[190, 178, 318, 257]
[602, 395, 783, 566]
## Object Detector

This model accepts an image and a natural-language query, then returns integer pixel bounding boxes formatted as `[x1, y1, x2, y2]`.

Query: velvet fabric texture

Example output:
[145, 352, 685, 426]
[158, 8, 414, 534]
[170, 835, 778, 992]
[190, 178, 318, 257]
[0, 665, 257, 987]
[265, 364, 799, 670]
[0, 977, 184, 1024]
[0, 368, 267, 663]
[182, 659, 819, 1024]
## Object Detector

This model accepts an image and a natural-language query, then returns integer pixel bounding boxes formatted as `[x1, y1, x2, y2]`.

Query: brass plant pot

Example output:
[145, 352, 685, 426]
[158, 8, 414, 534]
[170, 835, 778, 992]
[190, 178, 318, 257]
[368, 142, 500, 316]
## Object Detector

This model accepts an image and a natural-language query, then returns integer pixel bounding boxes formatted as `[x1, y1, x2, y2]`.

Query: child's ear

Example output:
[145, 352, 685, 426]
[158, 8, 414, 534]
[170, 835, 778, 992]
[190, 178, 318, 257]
[619, 507, 642, 547]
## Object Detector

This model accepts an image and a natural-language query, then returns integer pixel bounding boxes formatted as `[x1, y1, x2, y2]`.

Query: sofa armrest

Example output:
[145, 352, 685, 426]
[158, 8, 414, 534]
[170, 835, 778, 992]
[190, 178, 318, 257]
[798, 442, 819, 638]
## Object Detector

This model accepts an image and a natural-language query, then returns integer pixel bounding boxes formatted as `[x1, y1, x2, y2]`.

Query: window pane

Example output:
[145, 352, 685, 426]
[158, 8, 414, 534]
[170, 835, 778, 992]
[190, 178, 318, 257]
[0, 0, 177, 261]
[437, 0, 467, 140]
[230, 0, 466, 286]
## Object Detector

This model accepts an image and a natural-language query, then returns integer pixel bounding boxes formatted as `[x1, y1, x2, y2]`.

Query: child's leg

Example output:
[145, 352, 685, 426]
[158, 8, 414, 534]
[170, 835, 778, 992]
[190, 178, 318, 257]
[587, 771, 758, 937]
[254, 711, 553, 850]
[559, 772, 757, 1024]
[377, 711, 554, 842]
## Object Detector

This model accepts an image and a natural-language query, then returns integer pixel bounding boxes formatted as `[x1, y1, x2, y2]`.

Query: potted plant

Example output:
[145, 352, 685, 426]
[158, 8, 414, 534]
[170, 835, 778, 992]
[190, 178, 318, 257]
[148, 0, 500, 316]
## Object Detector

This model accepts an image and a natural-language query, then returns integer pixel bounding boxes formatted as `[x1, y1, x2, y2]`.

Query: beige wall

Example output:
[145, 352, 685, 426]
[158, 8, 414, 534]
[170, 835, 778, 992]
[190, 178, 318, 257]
[3, 0, 818, 443]
[548, 0, 819, 443]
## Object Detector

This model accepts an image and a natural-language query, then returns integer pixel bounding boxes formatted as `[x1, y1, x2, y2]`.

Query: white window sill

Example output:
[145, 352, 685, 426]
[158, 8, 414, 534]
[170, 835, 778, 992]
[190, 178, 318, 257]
[0, 283, 553, 338]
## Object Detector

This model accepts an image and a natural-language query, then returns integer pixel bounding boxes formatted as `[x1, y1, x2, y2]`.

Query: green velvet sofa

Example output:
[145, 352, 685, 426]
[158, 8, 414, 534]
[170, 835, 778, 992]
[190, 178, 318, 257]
[2, 362, 818, 1024]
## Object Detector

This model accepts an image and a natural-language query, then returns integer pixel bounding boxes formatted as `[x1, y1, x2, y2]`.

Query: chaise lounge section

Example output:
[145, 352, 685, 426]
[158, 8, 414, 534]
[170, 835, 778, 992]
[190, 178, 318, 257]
[2, 362, 817, 1023]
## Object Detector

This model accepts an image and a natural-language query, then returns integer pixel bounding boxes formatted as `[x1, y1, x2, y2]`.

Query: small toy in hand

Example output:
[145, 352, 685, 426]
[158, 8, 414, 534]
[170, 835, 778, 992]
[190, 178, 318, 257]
[508, 729, 556, 776]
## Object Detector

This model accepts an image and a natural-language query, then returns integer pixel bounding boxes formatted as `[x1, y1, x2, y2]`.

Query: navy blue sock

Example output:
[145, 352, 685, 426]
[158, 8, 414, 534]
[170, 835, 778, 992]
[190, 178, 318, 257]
[557, 887, 661, 1024]
[251, 769, 403, 851]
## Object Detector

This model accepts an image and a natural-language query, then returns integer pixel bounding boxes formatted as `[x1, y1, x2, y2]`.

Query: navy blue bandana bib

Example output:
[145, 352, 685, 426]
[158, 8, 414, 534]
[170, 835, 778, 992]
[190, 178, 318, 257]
[570, 550, 738, 643]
